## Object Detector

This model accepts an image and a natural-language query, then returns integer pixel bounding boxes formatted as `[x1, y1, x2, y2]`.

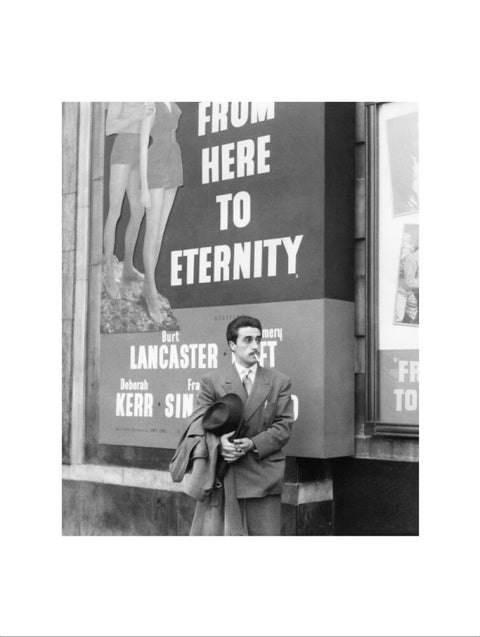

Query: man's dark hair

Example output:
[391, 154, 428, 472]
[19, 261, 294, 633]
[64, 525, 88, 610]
[226, 315, 262, 344]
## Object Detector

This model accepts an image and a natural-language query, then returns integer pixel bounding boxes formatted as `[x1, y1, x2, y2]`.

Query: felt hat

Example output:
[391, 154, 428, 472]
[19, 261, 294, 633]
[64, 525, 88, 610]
[202, 393, 244, 437]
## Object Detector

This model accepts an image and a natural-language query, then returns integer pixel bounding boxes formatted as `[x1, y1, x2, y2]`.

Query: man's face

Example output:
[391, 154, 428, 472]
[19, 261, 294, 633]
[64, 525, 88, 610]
[230, 327, 262, 368]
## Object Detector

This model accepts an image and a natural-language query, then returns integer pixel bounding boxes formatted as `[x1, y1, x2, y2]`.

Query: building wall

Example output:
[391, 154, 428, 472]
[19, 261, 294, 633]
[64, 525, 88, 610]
[63, 480, 196, 536]
[62, 479, 335, 536]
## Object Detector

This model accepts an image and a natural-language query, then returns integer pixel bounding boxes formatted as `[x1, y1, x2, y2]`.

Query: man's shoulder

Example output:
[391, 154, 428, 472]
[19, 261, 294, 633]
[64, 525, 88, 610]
[262, 366, 290, 385]
[200, 368, 227, 385]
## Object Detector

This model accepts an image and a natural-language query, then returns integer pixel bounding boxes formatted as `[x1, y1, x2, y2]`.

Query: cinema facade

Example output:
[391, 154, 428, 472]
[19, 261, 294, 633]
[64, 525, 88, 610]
[62, 102, 419, 535]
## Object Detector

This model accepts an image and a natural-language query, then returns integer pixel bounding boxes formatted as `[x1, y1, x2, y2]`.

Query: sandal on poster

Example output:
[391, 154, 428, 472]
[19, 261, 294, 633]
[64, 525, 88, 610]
[122, 266, 145, 283]
[156, 292, 171, 310]
[144, 290, 165, 325]
[103, 272, 121, 300]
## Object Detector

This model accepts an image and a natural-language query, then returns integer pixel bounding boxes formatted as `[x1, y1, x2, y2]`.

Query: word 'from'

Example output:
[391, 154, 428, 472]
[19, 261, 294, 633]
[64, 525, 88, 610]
[198, 102, 275, 136]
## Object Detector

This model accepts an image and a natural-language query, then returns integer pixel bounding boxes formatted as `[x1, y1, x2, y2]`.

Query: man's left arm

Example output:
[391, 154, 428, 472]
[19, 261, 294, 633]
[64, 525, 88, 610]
[249, 376, 294, 460]
[195, 374, 243, 463]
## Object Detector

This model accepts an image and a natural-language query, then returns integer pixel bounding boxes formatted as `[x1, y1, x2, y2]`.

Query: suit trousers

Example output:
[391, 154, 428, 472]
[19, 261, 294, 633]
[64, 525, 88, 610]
[238, 495, 282, 536]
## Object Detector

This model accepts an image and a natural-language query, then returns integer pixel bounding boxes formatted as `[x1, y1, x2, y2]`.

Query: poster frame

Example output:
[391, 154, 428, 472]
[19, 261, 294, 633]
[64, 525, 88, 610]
[365, 102, 419, 438]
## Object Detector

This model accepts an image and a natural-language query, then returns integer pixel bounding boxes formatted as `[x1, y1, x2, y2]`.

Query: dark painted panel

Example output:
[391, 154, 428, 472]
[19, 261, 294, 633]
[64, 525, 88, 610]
[325, 103, 355, 302]
[332, 458, 419, 535]
[296, 501, 333, 536]
[284, 458, 333, 483]
[297, 458, 332, 483]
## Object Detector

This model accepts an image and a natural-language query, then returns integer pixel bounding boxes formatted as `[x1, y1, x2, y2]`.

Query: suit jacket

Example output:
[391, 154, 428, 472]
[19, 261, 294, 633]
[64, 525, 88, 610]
[196, 364, 294, 498]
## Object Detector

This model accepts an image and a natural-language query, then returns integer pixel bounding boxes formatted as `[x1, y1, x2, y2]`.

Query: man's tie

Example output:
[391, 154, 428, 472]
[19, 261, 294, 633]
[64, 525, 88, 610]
[243, 370, 253, 396]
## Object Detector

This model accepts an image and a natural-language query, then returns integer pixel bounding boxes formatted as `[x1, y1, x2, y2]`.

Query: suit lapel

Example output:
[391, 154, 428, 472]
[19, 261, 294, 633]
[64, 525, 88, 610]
[221, 364, 248, 402]
[221, 365, 273, 422]
[243, 366, 272, 422]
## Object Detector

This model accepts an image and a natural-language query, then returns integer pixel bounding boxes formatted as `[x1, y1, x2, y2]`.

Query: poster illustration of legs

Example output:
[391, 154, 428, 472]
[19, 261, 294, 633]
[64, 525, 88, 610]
[101, 102, 182, 333]
[394, 223, 419, 326]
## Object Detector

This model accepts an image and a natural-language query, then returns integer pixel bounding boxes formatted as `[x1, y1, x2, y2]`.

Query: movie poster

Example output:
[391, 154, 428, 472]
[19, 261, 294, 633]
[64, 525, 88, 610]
[98, 102, 354, 455]
[378, 103, 419, 425]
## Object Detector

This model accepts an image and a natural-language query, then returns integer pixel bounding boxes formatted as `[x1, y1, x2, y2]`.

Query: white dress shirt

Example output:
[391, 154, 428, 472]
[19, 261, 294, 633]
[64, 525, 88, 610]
[234, 361, 258, 387]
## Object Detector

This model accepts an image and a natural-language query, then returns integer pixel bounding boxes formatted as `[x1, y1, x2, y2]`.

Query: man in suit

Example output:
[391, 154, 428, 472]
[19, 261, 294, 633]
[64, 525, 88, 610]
[193, 315, 294, 535]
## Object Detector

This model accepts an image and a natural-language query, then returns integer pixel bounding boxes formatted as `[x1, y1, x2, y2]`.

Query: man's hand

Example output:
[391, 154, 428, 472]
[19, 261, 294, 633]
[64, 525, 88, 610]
[220, 431, 243, 464]
[233, 437, 255, 455]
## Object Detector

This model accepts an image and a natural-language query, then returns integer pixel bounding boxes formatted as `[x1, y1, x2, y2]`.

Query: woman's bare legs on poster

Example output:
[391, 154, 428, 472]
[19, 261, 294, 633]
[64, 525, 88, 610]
[103, 163, 131, 299]
[122, 166, 145, 282]
[143, 186, 178, 323]
[152, 186, 177, 280]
